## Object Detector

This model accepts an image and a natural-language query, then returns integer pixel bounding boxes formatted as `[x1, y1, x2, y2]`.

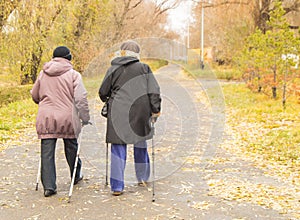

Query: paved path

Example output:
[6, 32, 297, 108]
[0, 64, 295, 219]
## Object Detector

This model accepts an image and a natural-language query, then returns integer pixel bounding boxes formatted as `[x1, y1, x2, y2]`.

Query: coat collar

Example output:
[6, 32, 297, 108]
[109, 50, 140, 61]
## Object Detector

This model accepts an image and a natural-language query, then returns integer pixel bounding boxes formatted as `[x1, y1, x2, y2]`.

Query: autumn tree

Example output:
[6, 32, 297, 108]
[53, 0, 111, 73]
[236, 0, 300, 104]
[1, 0, 180, 84]
[1, 0, 65, 84]
[236, 29, 267, 92]
[1, 0, 110, 83]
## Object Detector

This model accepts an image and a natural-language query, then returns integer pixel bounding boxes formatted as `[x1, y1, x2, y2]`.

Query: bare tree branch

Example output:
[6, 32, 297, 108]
[283, 0, 300, 13]
[203, 0, 251, 8]
[128, 0, 143, 11]
[152, 0, 181, 23]
[190, 0, 250, 7]
[112, 0, 144, 42]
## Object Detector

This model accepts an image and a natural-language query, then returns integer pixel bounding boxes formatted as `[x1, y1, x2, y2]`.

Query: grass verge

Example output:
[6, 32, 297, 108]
[177, 62, 243, 81]
[142, 58, 168, 72]
[223, 83, 300, 164]
[0, 85, 32, 107]
[0, 99, 37, 149]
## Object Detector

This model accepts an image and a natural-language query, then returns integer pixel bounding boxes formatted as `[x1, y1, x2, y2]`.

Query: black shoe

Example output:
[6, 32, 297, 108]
[74, 175, 83, 185]
[44, 189, 57, 197]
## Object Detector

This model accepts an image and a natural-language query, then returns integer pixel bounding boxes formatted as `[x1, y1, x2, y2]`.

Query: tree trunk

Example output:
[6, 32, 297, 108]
[282, 63, 288, 109]
[272, 61, 277, 99]
[20, 45, 43, 85]
[272, 86, 277, 98]
[253, 0, 272, 33]
[282, 84, 286, 108]
[30, 46, 43, 83]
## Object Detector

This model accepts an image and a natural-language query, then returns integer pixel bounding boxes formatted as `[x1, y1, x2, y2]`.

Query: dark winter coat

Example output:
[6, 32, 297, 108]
[99, 56, 161, 144]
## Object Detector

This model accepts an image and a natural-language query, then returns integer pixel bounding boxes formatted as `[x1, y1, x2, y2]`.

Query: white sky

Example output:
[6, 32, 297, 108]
[166, 1, 193, 34]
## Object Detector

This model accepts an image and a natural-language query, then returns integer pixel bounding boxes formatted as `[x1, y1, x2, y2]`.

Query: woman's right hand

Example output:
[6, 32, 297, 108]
[151, 112, 160, 123]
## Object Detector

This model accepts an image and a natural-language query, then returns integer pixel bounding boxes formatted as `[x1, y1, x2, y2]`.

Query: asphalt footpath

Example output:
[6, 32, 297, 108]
[0, 64, 295, 219]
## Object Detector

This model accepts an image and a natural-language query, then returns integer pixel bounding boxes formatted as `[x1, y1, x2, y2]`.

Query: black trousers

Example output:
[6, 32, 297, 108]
[41, 138, 82, 191]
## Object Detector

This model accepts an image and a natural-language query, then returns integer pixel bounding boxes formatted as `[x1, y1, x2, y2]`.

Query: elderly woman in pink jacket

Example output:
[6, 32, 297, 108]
[31, 46, 90, 197]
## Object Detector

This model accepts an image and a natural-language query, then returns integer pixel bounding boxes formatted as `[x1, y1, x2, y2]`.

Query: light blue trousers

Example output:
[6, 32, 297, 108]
[110, 141, 150, 192]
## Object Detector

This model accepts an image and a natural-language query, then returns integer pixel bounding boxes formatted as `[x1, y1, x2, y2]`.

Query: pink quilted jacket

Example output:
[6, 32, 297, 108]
[31, 58, 90, 139]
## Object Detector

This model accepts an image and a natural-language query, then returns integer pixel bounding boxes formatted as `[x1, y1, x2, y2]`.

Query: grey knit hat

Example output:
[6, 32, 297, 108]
[120, 40, 140, 53]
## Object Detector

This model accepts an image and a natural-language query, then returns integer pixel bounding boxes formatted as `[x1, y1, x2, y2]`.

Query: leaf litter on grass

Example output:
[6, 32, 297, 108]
[219, 115, 300, 218]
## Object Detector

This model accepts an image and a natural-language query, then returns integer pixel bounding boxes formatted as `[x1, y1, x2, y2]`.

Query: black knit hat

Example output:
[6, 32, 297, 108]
[53, 46, 72, 61]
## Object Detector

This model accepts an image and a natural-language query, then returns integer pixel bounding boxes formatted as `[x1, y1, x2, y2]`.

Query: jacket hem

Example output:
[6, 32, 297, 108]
[38, 134, 76, 139]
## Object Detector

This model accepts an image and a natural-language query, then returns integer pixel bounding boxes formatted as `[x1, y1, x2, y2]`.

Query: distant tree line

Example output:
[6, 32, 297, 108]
[189, 0, 299, 65]
[0, 0, 180, 84]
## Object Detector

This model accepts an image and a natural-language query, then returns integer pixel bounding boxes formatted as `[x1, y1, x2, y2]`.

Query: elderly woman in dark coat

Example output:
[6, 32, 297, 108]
[99, 40, 161, 195]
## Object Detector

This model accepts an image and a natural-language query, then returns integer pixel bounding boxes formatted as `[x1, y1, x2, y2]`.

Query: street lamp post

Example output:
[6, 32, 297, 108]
[200, 0, 212, 70]
[200, 1, 204, 69]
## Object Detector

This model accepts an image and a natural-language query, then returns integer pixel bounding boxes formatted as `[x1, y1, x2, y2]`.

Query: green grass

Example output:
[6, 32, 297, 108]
[178, 62, 243, 81]
[223, 83, 300, 164]
[83, 76, 101, 99]
[0, 83, 36, 148]
[142, 58, 168, 72]
[0, 85, 32, 107]
[0, 98, 37, 145]
[0, 68, 19, 86]
[0, 69, 36, 148]
[214, 68, 243, 81]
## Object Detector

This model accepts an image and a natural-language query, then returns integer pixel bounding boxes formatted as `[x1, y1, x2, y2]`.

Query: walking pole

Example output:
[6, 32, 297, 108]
[68, 128, 83, 203]
[151, 118, 156, 202]
[35, 156, 41, 191]
[105, 143, 109, 187]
